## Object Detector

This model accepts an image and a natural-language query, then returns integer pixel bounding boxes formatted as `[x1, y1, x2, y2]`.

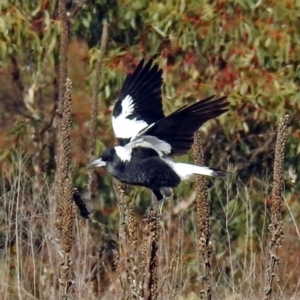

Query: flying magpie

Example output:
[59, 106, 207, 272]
[91, 59, 229, 201]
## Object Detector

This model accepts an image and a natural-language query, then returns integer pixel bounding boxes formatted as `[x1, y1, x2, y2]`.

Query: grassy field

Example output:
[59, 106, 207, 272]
[1, 144, 300, 299]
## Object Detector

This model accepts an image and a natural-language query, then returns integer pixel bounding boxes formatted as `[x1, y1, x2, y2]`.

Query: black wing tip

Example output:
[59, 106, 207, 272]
[124, 57, 162, 87]
[215, 95, 229, 106]
[137, 56, 157, 70]
[187, 95, 230, 115]
[201, 94, 229, 105]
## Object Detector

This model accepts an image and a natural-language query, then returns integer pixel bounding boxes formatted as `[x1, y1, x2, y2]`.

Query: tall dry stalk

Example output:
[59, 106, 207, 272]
[141, 208, 161, 300]
[117, 200, 143, 299]
[115, 181, 133, 296]
[116, 181, 128, 246]
[264, 114, 289, 299]
[116, 192, 161, 300]
[193, 131, 213, 300]
[127, 203, 138, 251]
[87, 20, 108, 203]
[57, 0, 68, 131]
[55, 0, 68, 225]
[55, 79, 76, 298]
[55, 1, 76, 297]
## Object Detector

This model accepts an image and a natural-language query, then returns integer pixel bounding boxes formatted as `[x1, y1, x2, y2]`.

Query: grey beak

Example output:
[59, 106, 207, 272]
[89, 158, 107, 168]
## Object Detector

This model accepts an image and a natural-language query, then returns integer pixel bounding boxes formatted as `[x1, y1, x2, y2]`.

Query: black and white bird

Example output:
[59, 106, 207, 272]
[112, 58, 165, 146]
[90, 59, 229, 201]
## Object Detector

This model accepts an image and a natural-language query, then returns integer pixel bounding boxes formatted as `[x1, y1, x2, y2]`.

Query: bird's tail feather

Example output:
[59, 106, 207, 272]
[171, 162, 227, 180]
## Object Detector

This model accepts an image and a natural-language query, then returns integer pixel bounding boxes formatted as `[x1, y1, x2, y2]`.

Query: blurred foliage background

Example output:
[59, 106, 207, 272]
[0, 0, 300, 290]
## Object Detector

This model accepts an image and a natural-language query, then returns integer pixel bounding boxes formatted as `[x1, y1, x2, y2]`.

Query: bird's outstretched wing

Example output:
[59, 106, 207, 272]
[112, 58, 165, 146]
[130, 95, 229, 157]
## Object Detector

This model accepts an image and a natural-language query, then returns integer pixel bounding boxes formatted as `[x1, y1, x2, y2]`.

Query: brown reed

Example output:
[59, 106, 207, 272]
[54, 2, 76, 297]
[141, 208, 161, 300]
[193, 131, 213, 300]
[56, 78, 76, 298]
[264, 114, 289, 300]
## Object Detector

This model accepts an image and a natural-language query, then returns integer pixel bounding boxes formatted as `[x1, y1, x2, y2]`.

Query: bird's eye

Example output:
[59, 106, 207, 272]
[103, 155, 112, 162]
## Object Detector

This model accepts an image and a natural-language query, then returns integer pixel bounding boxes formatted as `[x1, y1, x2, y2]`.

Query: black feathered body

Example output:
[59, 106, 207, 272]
[109, 156, 181, 190]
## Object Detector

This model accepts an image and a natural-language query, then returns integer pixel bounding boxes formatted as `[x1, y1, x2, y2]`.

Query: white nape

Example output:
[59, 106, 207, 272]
[166, 161, 216, 180]
[112, 95, 148, 139]
[115, 146, 131, 162]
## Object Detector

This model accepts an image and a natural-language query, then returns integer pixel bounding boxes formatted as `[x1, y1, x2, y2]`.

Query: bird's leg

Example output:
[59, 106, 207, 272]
[151, 189, 164, 203]
[148, 188, 173, 213]
[161, 187, 173, 199]
[148, 189, 163, 213]
[158, 188, 173, 213]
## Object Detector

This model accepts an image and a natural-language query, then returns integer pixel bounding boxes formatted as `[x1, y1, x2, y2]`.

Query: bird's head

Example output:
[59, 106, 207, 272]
[89, 146, 130, 171]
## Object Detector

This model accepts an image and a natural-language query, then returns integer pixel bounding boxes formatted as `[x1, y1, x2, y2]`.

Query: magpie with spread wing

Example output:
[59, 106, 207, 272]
[112, 58, 165, 146]
[91, 59, 229, 201]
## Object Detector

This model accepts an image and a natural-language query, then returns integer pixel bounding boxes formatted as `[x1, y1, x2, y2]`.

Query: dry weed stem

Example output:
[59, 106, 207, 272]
[142, 208, 161, 300]
[193, 131, 212, 300]
[127, 202, 138, 251]
[57, 0, 68, 118]
[264, 114, 289, 300]
[56, 79, 76, 298]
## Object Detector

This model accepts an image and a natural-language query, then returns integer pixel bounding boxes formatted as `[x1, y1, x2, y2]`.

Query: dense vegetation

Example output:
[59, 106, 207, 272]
[0, 0, 299, 299]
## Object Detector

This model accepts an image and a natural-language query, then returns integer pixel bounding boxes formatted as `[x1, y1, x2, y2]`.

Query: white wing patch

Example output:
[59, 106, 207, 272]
[112, 117, 148, 139]
[112, 95, 148, 139]
[121, 95, 134, 117]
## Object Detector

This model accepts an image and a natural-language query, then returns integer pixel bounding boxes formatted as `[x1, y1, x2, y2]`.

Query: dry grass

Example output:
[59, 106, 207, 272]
[1, 156, 300, 299]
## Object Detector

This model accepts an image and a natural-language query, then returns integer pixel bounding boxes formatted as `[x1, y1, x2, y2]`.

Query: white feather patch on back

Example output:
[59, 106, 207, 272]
[131, 135, 172, 156]
[165, 160, 216, 180]
[115, 146, 131, 162]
